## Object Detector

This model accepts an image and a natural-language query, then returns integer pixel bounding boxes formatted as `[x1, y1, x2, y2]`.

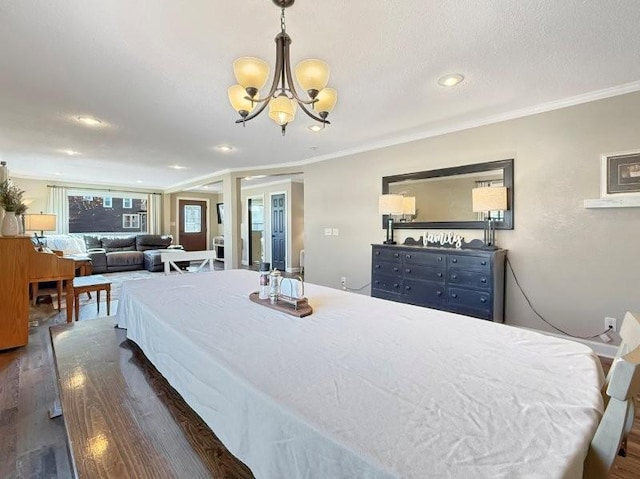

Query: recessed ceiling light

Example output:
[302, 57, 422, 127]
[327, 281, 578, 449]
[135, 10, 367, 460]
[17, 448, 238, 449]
[136, 180, 143, 183]
[216, 145, 233, 152]
[307, 125, 323, 132]
[169, 165, 186, 170]
[75, 116, 104, 127]
[60, 149, 79, 156]
[437, 74, 464, 87]
[54, 172, 62, 176]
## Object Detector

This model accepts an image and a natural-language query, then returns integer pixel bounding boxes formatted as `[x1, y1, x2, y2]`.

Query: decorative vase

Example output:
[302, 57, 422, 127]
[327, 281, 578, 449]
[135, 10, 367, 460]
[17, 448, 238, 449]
[1, 211, 19, 237]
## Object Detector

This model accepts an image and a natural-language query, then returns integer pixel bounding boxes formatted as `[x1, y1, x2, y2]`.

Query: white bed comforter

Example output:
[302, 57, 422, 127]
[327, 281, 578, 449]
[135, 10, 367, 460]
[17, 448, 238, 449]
[115, 270, 604, 479]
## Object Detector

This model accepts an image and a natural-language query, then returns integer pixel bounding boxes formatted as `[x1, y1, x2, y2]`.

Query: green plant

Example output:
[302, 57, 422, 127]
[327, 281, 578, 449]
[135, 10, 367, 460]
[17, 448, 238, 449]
[15, 202, 28, 215]
[0, 180, 25, 212]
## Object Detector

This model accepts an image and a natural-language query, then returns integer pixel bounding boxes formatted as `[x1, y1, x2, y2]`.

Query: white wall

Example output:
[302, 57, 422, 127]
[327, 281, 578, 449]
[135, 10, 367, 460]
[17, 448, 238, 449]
[304, 91, 640, 341]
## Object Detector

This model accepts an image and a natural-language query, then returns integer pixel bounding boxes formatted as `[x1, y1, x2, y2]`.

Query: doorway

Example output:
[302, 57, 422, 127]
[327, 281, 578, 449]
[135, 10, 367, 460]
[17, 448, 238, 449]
[271, 193, 286, 271]
[178, 199, 207, 251]
[248, 196, 265, 267]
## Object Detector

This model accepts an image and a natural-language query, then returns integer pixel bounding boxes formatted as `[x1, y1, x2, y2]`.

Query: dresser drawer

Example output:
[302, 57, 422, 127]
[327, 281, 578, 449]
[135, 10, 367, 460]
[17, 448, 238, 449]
[372, 247, 402, 262]
[448, 254, 490, 272]
[448, 269, 491, 290]
[404, 263, 446, 283]
[448, 287, 491, 312]
[402, 279, 445, 307]
[403, 250, 447, 267]
[372, 261, 402, 277]
[371, 288, 402, 303]
[372, 273, 403, 293]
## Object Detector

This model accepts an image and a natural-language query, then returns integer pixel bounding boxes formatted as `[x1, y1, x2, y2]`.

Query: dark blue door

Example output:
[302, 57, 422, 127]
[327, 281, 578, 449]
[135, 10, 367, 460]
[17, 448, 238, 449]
[271, 194, 285, 271]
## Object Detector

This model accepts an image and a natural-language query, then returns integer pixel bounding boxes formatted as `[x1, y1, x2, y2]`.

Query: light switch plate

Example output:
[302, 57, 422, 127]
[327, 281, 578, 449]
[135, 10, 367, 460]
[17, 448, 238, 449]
[324, 228, 332, 236]
[332, 228, 339, 236]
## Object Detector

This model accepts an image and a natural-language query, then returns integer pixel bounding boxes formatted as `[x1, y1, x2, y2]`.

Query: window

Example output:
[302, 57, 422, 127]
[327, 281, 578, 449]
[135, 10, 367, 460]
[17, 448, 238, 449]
[68, 190, 147, 233]
[122, 214, 140, 229]
[183, 205, 202, 233]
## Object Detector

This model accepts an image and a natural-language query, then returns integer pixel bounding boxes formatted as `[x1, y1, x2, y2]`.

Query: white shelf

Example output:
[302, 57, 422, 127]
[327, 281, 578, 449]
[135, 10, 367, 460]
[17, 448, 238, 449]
[583, 197, 640, 208]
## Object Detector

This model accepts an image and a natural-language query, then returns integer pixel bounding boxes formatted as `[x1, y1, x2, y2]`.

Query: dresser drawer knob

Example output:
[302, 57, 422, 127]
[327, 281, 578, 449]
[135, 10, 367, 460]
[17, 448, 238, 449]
[481, 260, 487, 265]
[451, 274, 457, 280]
[451, 293, 458, 298]
[393, 253, 399, 258]
[405, 268, 411, 273]
[438, 257, 442, 261]
[452, 258, 457, 263]
[393, 267, 399, 272]
[481, 278, 487, 283]
[437, 272, 442, 278]
[480, 298, 487, 303]
[406, 254, 411, 259]
[393, 283, 400, 289]
[436, 291, 442, 296]
[375, 251, 380, 255]
[375, 265, 381, 269]
[374, 280, 380, 285]
[405, 286, 411, 291]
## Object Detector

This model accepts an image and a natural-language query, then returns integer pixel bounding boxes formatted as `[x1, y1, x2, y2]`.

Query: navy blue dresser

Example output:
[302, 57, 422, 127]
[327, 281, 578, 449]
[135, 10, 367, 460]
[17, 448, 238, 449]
[371, 244, 506, 321]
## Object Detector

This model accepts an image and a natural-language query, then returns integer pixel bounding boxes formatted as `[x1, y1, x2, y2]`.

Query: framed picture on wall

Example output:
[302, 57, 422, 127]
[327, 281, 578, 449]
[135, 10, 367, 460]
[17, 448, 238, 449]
[601, 151, 640, 197]
[216, 202, 224, 224]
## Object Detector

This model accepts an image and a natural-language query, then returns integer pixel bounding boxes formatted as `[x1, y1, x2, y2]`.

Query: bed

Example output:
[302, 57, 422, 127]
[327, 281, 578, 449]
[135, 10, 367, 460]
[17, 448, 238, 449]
[115, 269, 604, 478]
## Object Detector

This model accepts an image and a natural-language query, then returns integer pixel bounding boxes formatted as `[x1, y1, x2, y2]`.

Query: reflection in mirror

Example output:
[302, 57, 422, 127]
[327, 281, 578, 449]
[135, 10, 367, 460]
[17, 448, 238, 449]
[381, 159, 514, 230]
[389, 169, 504, 222]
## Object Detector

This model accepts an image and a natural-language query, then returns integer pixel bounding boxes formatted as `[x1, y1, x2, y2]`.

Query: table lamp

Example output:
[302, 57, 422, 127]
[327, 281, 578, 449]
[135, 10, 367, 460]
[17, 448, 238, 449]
[378, 194, 404, 244]
[24, 212, 57, 247]
[401, 196, 416, 222]
[472, 187, 507, 248]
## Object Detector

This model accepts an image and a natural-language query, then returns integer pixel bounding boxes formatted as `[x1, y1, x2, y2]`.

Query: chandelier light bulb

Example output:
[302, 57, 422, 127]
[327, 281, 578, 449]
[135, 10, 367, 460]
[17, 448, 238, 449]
[228, 85, 257, 116]
[295, 59, 330, 99]
[269, 95, 297, 126]
[314, 87, 337, 114]
[233, 57, 270, 94]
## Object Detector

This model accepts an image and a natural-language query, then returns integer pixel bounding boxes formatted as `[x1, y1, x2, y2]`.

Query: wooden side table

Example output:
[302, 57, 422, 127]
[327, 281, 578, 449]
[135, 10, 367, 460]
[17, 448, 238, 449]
[72, 275, 112, 322]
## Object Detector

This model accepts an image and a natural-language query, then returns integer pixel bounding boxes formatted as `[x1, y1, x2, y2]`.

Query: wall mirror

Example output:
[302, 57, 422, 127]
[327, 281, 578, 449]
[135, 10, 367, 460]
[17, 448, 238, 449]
[382, 159, 514, 230]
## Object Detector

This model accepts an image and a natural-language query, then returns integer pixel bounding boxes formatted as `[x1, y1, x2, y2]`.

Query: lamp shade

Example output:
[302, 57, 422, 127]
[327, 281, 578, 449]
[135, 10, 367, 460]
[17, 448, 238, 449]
[472, 187, 508, 212]
[402, 196, 416, 215]
[228, 85, 257, 114]
[24, 213, 56, 232]
[295, 59, 330, 95]
[233, 57, 269, 91]
[269, 95, 297, 126]
[378, 194, 404, 215]
[314, 87, 337, 114]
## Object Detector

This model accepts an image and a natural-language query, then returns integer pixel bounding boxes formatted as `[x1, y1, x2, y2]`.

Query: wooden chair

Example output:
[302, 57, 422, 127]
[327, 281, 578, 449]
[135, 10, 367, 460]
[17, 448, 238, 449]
[583, 312, 640, 478]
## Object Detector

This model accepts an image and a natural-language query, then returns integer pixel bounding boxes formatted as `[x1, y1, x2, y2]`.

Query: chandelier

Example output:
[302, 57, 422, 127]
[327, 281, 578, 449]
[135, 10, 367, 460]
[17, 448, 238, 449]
[228, 0, 337, 135]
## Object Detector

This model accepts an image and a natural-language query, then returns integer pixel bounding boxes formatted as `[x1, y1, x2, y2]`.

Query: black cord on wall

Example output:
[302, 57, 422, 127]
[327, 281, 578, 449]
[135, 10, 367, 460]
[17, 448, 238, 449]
[506, 257, 612, 340]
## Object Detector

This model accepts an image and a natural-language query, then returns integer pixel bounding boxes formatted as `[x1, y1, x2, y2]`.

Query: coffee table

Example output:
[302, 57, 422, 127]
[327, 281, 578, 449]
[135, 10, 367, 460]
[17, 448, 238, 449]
[72, 275, 112, 321]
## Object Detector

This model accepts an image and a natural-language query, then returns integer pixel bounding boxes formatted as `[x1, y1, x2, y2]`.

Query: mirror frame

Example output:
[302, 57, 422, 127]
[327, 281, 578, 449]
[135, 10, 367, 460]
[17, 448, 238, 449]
[382, 158, 514, 230]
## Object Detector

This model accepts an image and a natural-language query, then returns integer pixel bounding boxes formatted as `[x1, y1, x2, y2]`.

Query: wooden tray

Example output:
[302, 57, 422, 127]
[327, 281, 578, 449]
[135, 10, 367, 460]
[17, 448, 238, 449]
[249, 292, 313, 318]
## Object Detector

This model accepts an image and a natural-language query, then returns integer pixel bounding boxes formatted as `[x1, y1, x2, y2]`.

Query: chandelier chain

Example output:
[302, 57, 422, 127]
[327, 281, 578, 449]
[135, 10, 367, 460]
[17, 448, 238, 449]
[280, 8, 286, 33]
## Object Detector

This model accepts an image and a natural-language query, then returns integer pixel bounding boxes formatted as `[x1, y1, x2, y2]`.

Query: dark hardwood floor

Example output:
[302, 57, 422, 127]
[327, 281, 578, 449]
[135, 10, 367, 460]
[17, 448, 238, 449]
[1, 296, 639, 478]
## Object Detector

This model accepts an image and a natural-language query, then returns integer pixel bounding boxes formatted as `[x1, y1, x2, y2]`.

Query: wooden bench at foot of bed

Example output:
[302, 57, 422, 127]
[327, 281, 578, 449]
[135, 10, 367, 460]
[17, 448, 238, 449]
[50, 318, 253, 479]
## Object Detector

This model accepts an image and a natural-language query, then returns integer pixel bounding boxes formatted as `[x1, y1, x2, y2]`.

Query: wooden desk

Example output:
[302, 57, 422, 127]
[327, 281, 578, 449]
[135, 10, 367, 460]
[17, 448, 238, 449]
[0, 238, 75, 350]
[29, 246, 75, 323]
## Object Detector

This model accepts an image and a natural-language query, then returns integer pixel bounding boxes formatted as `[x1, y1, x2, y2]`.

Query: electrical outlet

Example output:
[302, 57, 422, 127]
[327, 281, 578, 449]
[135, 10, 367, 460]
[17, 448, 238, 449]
[605, 317, 617, 332]
[340, 276, 346, 290]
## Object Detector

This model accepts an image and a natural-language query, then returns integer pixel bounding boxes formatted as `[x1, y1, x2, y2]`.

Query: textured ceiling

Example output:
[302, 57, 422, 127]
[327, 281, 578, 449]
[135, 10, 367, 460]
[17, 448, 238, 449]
[1, 0, 639, 190]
